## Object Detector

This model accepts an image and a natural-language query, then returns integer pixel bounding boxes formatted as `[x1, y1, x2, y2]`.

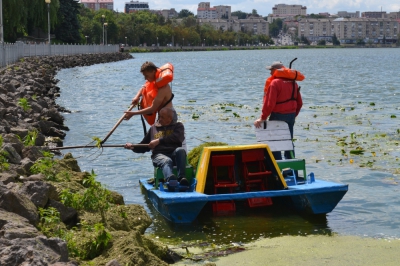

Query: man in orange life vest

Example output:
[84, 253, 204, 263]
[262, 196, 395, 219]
[124, 61, 177, 124]
[254, 61, 303, 160]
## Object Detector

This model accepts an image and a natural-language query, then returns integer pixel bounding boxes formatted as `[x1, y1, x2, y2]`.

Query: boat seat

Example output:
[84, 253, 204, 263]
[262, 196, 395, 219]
[154, 165, 194, 188]
[276, 159, 306, 184]
[241, 149, 273, 191]
[241, 149, 273, 207]
[211, 154, 239, 194]
[211, 154, 238, 214]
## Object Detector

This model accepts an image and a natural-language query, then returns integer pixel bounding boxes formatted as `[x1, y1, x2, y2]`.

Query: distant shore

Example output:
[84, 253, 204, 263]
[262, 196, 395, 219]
[127, 43, 398, 53]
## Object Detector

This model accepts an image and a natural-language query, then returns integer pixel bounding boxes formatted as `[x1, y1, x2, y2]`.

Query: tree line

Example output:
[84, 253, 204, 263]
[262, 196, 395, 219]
[2, 1, 277, 46]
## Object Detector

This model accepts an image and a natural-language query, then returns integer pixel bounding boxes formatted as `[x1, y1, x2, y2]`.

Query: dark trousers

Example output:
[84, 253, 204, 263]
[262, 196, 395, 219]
[152, 147, 186, 179]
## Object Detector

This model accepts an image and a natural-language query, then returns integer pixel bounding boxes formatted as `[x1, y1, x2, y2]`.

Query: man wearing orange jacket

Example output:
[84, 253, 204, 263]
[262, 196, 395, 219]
[254, 61, 303, 160]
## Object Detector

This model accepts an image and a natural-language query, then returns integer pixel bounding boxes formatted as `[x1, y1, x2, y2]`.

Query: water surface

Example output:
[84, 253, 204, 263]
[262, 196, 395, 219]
[56, 48, 400, 244]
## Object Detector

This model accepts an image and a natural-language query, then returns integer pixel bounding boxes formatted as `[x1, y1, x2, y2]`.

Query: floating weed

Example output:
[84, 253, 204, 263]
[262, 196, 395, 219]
[391, 115, 396, 118]
[233, 112, 240, 118]
[188, 100, 196, 103]
[192, 114, 200, 120]
[349, 148, 364, 155]
[370, 102, 375, 106]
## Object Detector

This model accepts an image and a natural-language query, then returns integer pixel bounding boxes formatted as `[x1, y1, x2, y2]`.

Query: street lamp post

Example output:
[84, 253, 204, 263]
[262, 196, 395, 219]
[104, 23, 108, 45]
[125, 36, 127, 46]
[85, 35, 88, 44]
[219, 38, 221, 46]
[157, 36, 158, 47]
[204, 38, 205, 46]
[101, 15, 105, 45]
[182, 38, 184, 47]
[0, 0, 4, 44]
[45, 0, 51, 55]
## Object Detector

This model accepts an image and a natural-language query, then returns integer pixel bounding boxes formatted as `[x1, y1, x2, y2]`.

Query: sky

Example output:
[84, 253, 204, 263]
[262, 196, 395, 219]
[112, 1, 400, 16]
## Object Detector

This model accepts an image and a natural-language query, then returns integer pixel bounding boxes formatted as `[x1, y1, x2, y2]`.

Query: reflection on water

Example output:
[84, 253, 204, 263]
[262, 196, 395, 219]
[144, 195, 332, 245]
[56, 48, 400, 243]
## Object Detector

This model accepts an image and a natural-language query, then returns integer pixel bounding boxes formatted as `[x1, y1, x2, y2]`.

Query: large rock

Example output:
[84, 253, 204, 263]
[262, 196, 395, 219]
[0, 184, 39, 224]
[9, 127, 29, 140]
[22, 145, 46, 162]
[0, 236, 70, 265]
[1, 133, 24, 154]
[2, 144, 22, 164]
[0, 173, 17, 185]
[18, 181, 59, 208]
[42, 108, 64, 125]
[0, 208, 41, 239]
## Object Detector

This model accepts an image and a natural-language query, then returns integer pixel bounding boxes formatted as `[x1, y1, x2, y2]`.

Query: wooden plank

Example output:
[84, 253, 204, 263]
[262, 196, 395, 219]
[254, 121, 293, 152]
[263, 140, 294, 152]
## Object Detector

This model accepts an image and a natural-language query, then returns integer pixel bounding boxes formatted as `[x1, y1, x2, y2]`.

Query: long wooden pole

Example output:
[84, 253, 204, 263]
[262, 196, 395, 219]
[101, 104, 135, 144]
[49, 144, 148, 151]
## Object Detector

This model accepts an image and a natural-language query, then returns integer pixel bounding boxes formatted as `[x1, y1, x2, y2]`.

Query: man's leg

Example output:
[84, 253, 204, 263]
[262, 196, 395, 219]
[152, 153, 174, 180]
[172, 147, 187, 180]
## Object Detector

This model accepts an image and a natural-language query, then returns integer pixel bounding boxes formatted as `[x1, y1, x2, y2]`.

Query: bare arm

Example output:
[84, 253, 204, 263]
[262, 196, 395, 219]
[131, 86, 145, 106]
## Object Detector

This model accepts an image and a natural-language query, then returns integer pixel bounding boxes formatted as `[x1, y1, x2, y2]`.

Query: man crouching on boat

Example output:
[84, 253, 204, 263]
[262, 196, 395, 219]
[124, 107, 189, 189]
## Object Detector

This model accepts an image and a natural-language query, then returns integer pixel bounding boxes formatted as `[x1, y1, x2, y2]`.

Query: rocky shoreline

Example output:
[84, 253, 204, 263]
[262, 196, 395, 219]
[0, 53, 178, 265]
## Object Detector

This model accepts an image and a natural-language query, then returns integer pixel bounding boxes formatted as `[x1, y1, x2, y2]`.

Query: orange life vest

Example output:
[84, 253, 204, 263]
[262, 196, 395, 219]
[155, 63, 174, 89]
[264, 67, 305, 93]
[140, 63, 174, 125]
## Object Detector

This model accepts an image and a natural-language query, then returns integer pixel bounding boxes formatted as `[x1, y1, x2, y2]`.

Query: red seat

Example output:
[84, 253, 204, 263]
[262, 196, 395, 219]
[241, 149, 273, 207]
[211, 155, 238, 194]
[211, 154, 238, 214]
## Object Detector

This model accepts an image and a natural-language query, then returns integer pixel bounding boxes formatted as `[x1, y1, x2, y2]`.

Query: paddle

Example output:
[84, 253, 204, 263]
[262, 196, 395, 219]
[49, 144, 149, 151]
[100, 104, 135, 144]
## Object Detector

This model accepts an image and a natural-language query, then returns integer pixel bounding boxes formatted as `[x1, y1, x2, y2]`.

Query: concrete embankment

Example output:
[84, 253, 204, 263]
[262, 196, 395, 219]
[0, 53, 179, 265]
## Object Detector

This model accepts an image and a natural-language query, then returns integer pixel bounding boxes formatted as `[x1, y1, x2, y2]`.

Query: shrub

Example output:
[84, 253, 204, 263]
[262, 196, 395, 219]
[187, 142, 228, 168]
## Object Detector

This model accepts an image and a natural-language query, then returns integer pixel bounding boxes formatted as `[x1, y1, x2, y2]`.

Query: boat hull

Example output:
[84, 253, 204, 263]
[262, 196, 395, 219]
[140, 179, 348, 223]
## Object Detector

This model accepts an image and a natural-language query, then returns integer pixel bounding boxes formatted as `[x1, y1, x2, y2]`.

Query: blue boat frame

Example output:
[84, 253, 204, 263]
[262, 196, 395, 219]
[139, 144, 348, 223]
[139, 179, 348, 223]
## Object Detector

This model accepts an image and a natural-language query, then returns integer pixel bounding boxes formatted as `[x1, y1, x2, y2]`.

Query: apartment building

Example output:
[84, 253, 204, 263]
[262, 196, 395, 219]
[332, 18, 398, 43]
[197, 2, 216, 19]
[197, 17, 268, 35]
[362, 11, 386, 18]
[337, 11, 360, 18]
[298, 17, 398, 44]
[298, 18, 334, 42]
[272, 4, 307, 16]
[197, 2, 231, 19]
[159, 9, 179, 20]
[81, 0, 113, 11]
[124, 1, 149, 13]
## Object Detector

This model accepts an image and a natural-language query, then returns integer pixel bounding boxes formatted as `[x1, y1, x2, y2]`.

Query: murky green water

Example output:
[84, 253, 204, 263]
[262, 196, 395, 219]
[56, 48, 400, 244]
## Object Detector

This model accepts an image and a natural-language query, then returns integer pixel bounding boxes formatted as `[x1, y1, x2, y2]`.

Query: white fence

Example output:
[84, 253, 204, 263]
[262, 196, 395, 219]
[0, 42, 119, 68]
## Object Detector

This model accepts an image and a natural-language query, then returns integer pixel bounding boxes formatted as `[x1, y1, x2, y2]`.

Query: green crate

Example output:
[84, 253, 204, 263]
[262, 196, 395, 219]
[153, 165, 194, 187]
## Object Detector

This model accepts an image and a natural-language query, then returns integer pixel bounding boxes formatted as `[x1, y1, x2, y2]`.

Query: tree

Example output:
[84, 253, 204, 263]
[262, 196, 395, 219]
[317, 39, 326, 45]
[300, 36, 310, 45]
[231, 11, 247, 19]
[356, 39, 365, 45]
[332, 33, 340, 45]
[178, 9, 194, 18]
[54, 0, 81, 43]
[251, 9, 259, 17]
[182, 16, 197, 28]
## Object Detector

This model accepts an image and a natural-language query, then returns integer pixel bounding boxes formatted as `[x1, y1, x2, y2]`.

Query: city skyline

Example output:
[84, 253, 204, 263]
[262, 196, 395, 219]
[112, 0, 400, 16]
